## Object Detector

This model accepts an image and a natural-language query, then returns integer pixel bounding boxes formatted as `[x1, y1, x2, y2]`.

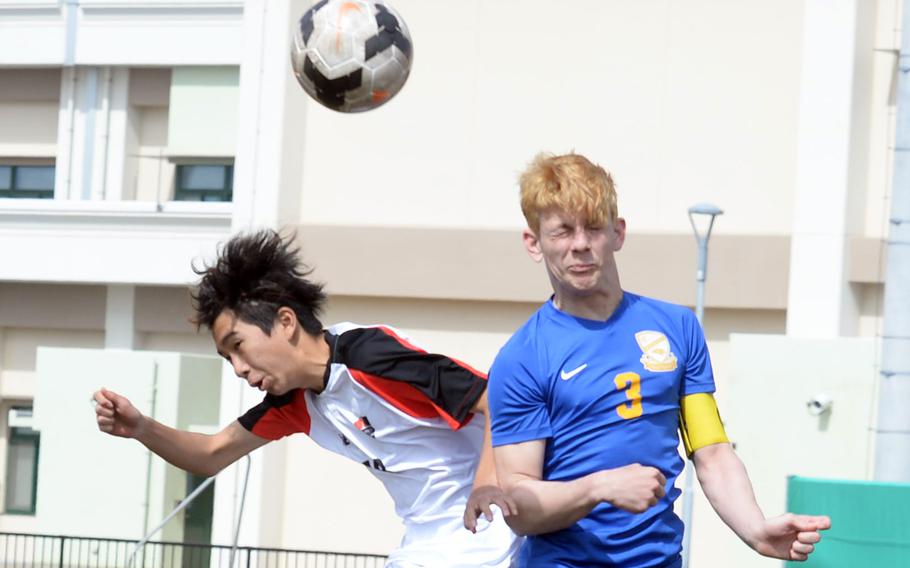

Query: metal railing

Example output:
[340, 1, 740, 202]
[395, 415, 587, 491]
[0, 532, 387, 568]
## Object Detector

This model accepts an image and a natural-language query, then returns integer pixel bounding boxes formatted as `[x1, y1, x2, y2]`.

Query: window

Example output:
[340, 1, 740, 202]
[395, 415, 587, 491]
[5, 407, 40, 515]
[174, 164, 233, 202]
[0, 165, 55, 199]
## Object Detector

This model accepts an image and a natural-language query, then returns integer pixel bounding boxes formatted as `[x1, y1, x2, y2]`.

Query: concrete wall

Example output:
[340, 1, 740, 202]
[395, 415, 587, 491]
[296, 0, 805, 235]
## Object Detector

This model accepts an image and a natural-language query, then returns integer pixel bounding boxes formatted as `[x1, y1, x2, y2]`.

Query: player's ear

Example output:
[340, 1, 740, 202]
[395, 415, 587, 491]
[275, 307, 299, 338]
[522, 228, 543, 263]
[611, 217, 626, 252]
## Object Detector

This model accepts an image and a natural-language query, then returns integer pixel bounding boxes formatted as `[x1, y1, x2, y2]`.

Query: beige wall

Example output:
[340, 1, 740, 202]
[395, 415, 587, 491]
[0, 283, 210, 399]
[0, 102, 58, 158]
[0, 69, 60, 158]
[135, 106, 173, 202]
[0, 328, 104, 400]
[298, 0, 804, 236]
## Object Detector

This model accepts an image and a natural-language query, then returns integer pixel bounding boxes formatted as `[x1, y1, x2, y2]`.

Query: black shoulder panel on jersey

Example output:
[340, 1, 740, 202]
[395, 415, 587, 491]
[237, 390, 295, 432]
[333, 326, 487, 424]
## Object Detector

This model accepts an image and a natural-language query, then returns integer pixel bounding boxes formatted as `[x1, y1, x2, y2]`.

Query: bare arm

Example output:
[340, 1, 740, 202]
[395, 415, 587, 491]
[694, 442, 830, 561]
[494, 440, 666, 536]
[462, 391, 518, 532]
[94, 387, 268, 477]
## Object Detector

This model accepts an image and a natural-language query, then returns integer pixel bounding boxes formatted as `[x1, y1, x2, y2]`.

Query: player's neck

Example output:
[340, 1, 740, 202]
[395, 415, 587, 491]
[553, 284, 624, 322]
[297, 333, 331, 393]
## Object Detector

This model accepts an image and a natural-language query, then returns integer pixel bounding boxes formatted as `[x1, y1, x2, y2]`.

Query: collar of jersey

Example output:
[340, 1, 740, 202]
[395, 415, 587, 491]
[544, 291, 632, 329]
[319, 329, 338, 394]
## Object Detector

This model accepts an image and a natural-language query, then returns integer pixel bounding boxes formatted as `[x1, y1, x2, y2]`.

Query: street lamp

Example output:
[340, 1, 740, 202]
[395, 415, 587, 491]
[681, 202, 723, 568]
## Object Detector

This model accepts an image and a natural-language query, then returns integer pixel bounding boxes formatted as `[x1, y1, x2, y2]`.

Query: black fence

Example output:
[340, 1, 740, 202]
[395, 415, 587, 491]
[0, 532, 387, 568]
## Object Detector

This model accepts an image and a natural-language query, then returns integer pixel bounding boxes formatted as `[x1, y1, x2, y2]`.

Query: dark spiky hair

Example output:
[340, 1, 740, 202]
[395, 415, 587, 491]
[191, 229, 326, 336]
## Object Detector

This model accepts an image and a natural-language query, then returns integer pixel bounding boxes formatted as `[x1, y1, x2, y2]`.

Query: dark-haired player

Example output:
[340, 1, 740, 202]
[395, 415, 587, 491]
[93, 230, 521, 567]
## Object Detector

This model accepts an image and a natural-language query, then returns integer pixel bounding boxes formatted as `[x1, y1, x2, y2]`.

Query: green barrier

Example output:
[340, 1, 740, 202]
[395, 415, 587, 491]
[786, 476, 910, 567]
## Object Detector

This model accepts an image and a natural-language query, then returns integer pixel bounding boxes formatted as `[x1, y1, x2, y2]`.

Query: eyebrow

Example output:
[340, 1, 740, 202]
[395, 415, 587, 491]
[216, 330, 238, 357]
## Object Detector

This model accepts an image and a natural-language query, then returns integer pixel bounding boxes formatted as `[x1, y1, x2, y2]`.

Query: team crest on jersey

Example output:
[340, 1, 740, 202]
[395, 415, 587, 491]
[355, 416, 375, 437]
[635, 330, 678, 372]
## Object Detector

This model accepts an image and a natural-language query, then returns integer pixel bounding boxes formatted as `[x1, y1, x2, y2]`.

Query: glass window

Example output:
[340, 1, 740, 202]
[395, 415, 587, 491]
[15, 166, 55, 191]
[0, 167, 11, 190]
[5, 408, 39, 514]
[0, 165, 55, 199]
[174, 164, 233, 202]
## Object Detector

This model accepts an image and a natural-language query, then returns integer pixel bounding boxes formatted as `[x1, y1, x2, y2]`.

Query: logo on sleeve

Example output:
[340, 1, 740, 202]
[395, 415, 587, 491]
[635, 331, 678, 372]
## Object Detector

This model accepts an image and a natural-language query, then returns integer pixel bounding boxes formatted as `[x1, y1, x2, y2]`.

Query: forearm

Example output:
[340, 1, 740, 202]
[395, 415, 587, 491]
[134, 417, 229, 477]
[695, 443, 765, 548]
[472, 415, 498, 489]
[504, 473, 602, 536]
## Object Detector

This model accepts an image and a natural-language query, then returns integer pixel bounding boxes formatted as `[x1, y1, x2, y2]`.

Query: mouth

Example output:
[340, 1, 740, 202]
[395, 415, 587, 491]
[568, 264, 596, 273]
[250, 376, 268, 391]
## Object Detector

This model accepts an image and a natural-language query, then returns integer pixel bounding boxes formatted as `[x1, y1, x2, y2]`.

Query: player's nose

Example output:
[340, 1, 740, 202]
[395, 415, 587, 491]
[230, 356, 250, 379]
[570, 227, 592, 250]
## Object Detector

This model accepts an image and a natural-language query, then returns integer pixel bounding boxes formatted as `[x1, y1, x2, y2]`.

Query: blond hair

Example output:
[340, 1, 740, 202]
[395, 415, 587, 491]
[519, 152, 618, 233]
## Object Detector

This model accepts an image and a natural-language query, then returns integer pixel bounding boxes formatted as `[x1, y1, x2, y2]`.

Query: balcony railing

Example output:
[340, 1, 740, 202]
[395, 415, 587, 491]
[0, 532, 387, 568]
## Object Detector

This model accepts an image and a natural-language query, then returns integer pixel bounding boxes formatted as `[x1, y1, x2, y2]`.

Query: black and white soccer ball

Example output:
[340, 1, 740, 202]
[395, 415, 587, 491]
[290, 0, 413, 113]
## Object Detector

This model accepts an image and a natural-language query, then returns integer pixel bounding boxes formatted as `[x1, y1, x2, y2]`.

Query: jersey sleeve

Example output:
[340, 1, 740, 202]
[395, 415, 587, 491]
[488, 344, 552, 447]
[679, 309, 716, 397]
[237, 389, 311, 440]
[334, 326, 487, 430]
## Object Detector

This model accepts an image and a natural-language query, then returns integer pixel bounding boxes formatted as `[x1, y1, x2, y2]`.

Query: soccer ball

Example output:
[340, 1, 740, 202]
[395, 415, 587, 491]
[290, 0, 413, 113]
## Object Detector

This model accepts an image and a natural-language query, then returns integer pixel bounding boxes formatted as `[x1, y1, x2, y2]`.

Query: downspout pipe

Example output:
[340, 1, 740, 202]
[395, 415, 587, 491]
[62, 0, 78, 199]
[874, 0, 910, 482]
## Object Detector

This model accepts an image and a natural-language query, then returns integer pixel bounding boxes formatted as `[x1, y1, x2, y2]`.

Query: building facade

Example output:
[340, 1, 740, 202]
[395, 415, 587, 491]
[0, 0, 898, 566]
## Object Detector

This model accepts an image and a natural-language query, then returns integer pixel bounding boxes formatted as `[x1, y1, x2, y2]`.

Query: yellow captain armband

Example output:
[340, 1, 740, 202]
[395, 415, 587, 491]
[678, 393, 729, 457]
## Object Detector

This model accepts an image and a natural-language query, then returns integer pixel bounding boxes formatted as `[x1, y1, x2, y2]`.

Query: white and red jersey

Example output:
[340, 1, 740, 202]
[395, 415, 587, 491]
[238, 323, 521, 567]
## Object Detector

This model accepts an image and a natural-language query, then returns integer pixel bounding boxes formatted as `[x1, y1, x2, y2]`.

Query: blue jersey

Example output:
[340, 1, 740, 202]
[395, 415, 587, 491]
[488, 292, 716, 567]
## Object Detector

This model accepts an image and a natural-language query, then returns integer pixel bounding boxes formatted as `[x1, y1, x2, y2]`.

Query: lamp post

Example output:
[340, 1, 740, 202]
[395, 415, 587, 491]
[681, 202, 723, 568]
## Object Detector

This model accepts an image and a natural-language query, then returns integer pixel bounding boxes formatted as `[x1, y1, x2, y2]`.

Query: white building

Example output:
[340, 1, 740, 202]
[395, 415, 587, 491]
[0, 0, 898, 566]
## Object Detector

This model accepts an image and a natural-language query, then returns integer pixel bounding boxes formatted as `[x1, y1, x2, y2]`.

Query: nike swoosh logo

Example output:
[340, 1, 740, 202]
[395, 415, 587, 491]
[560, 364, 588, 381]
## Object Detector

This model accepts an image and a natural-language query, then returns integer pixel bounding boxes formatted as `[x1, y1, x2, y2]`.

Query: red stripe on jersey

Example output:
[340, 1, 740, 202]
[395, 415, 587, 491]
[375, 326, 488, 380]
[251, 390, 311, 440]
[349, 368, 466, 430]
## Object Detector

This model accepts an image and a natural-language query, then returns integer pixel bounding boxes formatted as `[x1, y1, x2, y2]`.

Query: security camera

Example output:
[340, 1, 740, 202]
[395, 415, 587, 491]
[806, 395, 833, 416]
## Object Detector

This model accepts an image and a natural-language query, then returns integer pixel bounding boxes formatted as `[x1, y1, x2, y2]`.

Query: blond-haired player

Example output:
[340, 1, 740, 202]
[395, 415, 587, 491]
[487, 152, 830, 567]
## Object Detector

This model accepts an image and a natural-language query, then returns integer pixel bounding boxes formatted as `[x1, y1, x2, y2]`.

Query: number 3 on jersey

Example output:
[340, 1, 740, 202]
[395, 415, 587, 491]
[614, 372, 643, 419]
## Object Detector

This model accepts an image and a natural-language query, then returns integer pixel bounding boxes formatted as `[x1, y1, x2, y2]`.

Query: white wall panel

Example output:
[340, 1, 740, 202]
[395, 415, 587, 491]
[0, 4, 66, 66]
[0, 201, 230, 285]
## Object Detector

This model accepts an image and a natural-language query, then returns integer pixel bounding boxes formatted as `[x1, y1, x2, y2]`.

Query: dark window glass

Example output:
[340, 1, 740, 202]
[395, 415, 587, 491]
[16, 166, 55, 191]
[174, 164, 233, 202]
[5, 408, 39, 514]
[0, 165, 55, 199]
[0, 167, 11, 190]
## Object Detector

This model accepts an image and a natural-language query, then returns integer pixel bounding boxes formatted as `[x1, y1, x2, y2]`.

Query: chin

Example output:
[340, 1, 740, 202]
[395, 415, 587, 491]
[566, 279, 599, 292]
